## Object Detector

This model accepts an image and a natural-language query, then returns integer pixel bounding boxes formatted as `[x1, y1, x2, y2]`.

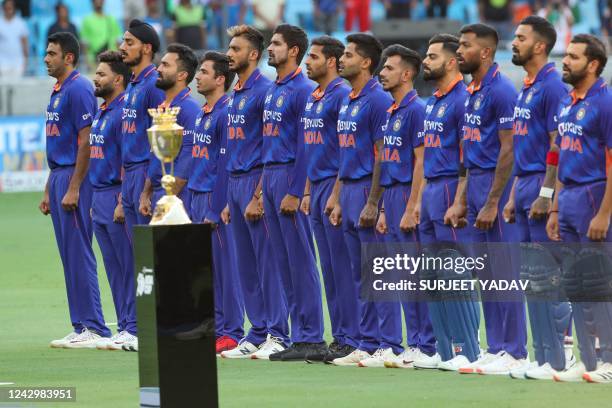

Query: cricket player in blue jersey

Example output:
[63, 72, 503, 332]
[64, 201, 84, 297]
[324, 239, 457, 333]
[447, 24, 528, 375]
[328, 34, 397, 367]
[41, 33, 111, 348]
[547, 34, 612, 384]
[139, 44, 200, 218]
[119, 20, 164, 233]
[86, 51, 138, 351]
[261, 24, 326, 361]
[299, 36, 358, 363]
[188, 51, 245, 355]
[221, 25, 287, 359]
[413, 34, 481, 371]
[502, 16, 574, 380]
[373, 45, 436, 369]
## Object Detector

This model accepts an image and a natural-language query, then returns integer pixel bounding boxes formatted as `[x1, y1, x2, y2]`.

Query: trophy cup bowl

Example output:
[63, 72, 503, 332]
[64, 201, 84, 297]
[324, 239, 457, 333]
[147, 107, 192, 225]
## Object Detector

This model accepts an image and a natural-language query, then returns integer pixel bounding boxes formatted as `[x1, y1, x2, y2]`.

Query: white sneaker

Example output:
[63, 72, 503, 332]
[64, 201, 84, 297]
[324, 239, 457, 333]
[251, 335, 285, 360]
[553, 361, 587, 382]
[99, 331, 137, 351]
[438, 354, 471, 371]
[332, 349, 371, 366]
[122, 336, 138, 352]
[524, 363, 558, 380]
[478, 352, 527, 375]
[458, 351, 503, 374]
[384, 347, 418, 368]
[63, 328, 102, 349]
[358, 348, 396, 368]
[413, 351, 441, 369]
[509, 360, 538, 379]
[49, 331, 78, 348]
[583, 362, 612, 384]
[220, 339, 258, 359]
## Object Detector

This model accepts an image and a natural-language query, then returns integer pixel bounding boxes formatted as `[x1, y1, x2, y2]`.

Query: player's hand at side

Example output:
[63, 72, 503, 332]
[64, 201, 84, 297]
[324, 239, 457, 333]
[376, 211, 387, 234]
[475, 201, 497, 230]
[61, 187, 79, 211]
[587, 212, 610, 241]
[329, 203, 342, 226]
[444, 202, 467, 228]
[359, 202, 378, 228]
[529, 196, 550, 220]
[139, 193, 152, 217]
[324, 194, 337, 216]
[400, 206, 419, 232]
[245, 195, 264, 221]
[502, 199, 515, 223]
[280, 194, 299, 215]
[300, 194, 310, 215]
[221, 205, 231, 225]
[203, 218, 218, 229]
[113, 202, 125, 223]
[546, 211, 561, 241]
[39, 191, 51, 215]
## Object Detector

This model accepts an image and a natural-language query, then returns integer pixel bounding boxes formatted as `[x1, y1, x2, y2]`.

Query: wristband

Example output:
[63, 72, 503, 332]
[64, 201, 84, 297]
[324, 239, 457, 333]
[253, 191, 262, 200]
[546, 151, 559, 166]
[539, 187, 554, 199]
[379, 208, 385, 213]
[303, 193, 310, 197]
[458, 162, 467, 177]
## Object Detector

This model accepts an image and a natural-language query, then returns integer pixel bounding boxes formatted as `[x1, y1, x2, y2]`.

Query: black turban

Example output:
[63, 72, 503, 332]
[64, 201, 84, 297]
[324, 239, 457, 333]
[127, 19, 160, 53]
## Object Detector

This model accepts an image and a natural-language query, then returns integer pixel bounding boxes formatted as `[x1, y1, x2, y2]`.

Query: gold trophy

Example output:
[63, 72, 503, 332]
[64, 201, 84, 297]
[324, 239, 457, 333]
[147, 106, 192, 225]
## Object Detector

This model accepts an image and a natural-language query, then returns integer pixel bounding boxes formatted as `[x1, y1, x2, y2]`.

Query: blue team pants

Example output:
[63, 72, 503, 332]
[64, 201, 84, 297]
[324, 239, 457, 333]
[92, 185, 136, 335]
[49, 166, 110, 337]
[121, 162, 150, 240]
[262, 164, 324, 344]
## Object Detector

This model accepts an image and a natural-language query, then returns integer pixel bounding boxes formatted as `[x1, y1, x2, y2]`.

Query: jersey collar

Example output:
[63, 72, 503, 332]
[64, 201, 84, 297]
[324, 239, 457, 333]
[434, 74, 464, 98]
[234, 68, 262, 91]
[570, 77, 606, 105]
[523, 62, 556, 89]
[130, 64, 157, 84]
[387, 89, 418, 113]
[311, 76, 344, 101]
[349, 77, 378, 100]
[276, 67, 302, 84]
[202, 94, 229, 114]
[159, 87, 192, 109]
[467, 63, 499, 94]
[100, 92, 126, 111]
[53, 69, 80, 92]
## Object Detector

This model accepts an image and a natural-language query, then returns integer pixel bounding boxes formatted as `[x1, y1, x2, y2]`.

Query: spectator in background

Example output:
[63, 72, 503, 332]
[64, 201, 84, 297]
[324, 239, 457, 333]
[345, 0, 370, 31]
[382, 0, 414, 19]
[599, 0, 611, 48]
[251, 0, 285, 44]
[0, 0, 29, 77]
[47, 3, 79, 40]
[314, 0, 339, 33]
[208, 0, 246, 49]
[538, 1, 573, 55]
[124, 0, 146, 29]
[426, 0, 449, 18]
[144, 0, 171, 52]
[172, 0, 206, 51]
[80, 0, 122, 70]
[478, 0, 513, 41]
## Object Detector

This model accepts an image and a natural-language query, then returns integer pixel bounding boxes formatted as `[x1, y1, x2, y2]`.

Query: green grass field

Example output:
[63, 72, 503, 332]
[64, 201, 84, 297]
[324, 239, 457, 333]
[1, 192, 610, 408]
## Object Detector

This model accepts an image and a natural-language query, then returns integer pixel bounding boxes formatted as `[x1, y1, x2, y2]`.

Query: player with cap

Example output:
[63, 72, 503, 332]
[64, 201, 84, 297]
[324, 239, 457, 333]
[42, 32, 111, 348]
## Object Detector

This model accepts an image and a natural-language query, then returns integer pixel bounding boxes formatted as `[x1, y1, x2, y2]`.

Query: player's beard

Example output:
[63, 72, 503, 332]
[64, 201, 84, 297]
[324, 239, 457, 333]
[307, 65, 326, 81]
[230, 57, 249, 74]
[156, 74, 176, 91]
[511, 46, 533, 66]
[562, 64, 588, 86]
[124, 49, 144, 67]
[94, 82, 114, 98]
[268, 52, 287, 68]
[458, 58, 479, 75]
[423, 65, 445, 81]
[339, 65, 358, 81]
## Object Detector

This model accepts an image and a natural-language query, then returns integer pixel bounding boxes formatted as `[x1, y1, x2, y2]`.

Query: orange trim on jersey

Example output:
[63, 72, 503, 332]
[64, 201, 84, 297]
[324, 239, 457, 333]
[311, 86, 325, 100]
[569, 89, 586, 106]
[467, 66, 499, 94]
[54, 71, 80, 92]
[434, 74, 464, 97]
[202, 104, 212, 113]
[607, 149, 612, 173]
[233, 71, 262, 91]
[524, 65, 556, 88]
[386, 102, 398, 114]
[276, 67, 302, 84]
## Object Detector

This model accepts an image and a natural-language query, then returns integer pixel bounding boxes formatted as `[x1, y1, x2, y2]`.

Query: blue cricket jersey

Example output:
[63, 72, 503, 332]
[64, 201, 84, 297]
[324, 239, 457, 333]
[226, 68, 272, 174]
[121, 64, 165, 168]
[463, 63, 517, 170]
[46, 70, 97, 169]
[557, 78, 612, 185]
[302, 76, 351, 182]
[337, 78, 393, 180]
[147, 87, 200, 189]
[423, 75, 468, 179]
[380, 89, 425, 187]
[89, 93, 125, 189]
[513, 62, 567, 176]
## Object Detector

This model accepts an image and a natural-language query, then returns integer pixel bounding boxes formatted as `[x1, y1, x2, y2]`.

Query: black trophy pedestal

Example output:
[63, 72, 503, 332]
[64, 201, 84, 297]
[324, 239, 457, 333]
[133, 224, 218, 408]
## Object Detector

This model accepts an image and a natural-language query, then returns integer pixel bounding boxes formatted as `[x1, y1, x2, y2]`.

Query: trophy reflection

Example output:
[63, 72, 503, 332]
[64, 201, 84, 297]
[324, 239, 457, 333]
[147, 106, 191, 225]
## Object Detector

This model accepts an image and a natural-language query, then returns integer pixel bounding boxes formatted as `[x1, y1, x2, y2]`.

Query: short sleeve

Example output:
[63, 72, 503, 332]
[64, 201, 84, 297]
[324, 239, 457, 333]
[542, 83, 567, 133]
[493, 85, 517, 131]
[174, 103, 199, 180]
[69, 85, 96, 131]
[410, 104, 425, 148]
[370, 94, 392, 142]
[600, 91, 612, 149]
